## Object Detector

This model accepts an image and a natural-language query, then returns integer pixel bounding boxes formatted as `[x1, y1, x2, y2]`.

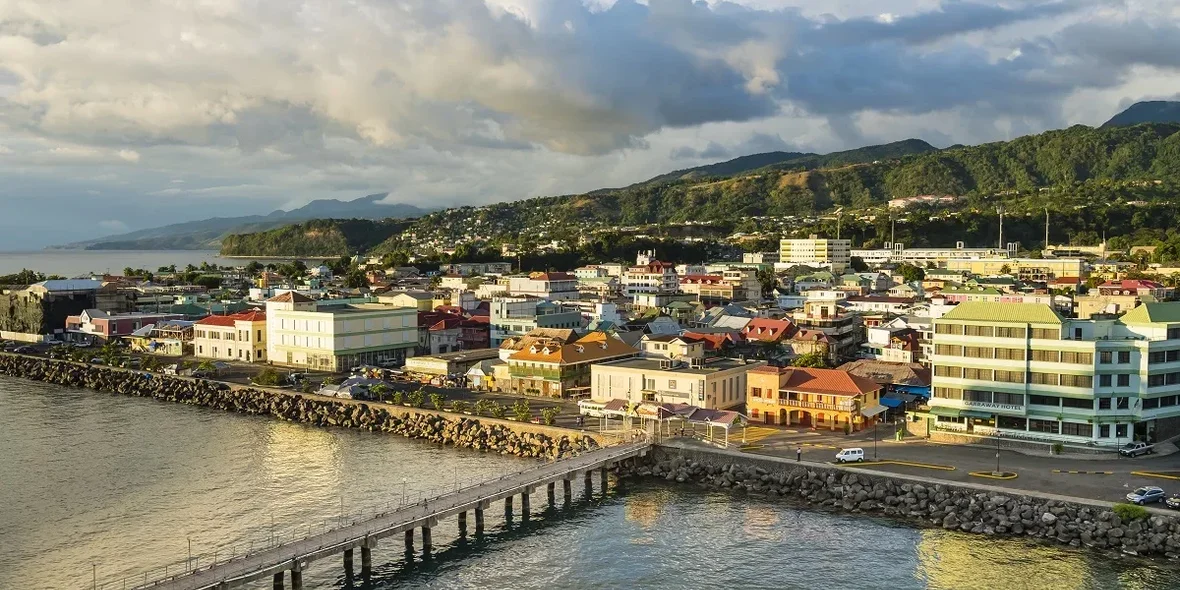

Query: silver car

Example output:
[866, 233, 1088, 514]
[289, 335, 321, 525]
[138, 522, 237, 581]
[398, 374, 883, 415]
[1126, 486, 1166, 505]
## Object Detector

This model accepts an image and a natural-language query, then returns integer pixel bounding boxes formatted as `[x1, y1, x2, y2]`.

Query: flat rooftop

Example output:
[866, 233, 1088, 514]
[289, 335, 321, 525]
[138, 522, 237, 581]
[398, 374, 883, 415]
[320, 303, 411, 315]
[409, 348, 501, 363]
[599, 356, 758, 374]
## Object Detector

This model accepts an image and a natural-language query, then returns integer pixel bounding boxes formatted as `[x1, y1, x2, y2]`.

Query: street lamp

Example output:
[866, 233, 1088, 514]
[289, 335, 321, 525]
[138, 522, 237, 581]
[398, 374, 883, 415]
[187, 537, 192, 570]
[873, 418, 879, 461]
[401, 477, 407, 505]
[995, 435, 1001, 474]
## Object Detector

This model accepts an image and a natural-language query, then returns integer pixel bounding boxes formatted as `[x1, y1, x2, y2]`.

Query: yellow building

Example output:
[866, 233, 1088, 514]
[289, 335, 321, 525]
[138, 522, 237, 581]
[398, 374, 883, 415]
[193, 310, 268, 363]
[746, 366, 883, 431]
[943, 257, 1084, 281]
[778, 235, 851, 273]
[377, 290, 436, 311]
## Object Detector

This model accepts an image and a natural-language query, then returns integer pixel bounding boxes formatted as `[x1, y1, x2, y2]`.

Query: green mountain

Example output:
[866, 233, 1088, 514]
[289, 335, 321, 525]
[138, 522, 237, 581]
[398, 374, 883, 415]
[54, 193, 429, 250]
[219, 219, 413, 257]
[1103, 101, 1180, 128]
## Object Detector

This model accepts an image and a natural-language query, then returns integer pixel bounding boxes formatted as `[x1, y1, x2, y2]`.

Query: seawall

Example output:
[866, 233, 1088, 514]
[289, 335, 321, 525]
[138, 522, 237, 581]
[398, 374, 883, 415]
[631, 442, 1180, 559]
[0, 353, 600, 460]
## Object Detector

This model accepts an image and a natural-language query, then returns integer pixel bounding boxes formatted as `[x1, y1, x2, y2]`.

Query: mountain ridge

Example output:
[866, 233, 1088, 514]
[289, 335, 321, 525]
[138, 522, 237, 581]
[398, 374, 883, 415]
[1102, 101, 1180, 128]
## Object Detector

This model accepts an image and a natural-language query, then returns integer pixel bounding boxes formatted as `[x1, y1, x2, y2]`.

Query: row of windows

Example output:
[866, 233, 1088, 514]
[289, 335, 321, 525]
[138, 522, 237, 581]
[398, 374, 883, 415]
[932, 387, 1025, 406]
[1148, 350, 1180, 364]
[1144, 395, 1180, 409]
[1147, 372, 1180, 387]
[1098, 374, 1131, 387]
[935, 365, 1093, 388]
[1098, 351, 1133, 364]
[997, 417, 1121, 438]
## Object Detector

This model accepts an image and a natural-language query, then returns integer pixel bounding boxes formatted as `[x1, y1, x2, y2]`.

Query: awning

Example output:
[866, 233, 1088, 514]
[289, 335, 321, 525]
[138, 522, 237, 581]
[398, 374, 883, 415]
[928, 406, 962, 418]
[961, 410, 993, 419]
[861, 404, 888, 418]
[879, 397, 905, 409]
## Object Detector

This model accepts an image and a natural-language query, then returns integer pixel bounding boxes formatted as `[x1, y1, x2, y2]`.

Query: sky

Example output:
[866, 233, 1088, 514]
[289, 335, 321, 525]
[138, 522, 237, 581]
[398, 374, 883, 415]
[1, 0, 1179, 249]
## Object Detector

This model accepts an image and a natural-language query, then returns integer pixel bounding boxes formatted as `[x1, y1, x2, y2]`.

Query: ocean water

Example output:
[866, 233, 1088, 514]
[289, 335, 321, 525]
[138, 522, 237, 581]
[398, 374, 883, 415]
[2, 376, 1178, 590]
[0, 250, 326, 277]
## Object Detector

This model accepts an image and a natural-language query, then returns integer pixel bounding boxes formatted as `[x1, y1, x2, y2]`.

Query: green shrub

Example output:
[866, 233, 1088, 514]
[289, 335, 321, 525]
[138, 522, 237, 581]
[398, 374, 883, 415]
[392, 391, 404, 405]
[254, 367, 281, 386]
[512, 399, 532, 422]
[1051, 442, 1065, 455]
[451, 400, 469, 414]
[407, 390, 425, 408]
[1113, 503, 1149, 521]
[541, 407, 560, 426]
[429, 392, 445, 411]
[473, 399, 490, 416]
[490, 402, 507, 419]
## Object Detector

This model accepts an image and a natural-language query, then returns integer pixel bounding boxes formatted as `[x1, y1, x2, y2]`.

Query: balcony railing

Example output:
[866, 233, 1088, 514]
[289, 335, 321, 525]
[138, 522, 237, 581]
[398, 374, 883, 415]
[772, 398, 857, 412]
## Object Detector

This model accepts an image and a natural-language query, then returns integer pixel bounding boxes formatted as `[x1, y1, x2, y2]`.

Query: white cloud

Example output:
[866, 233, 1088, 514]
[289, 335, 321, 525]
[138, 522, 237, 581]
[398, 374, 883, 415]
[0, 0, 1176, 250]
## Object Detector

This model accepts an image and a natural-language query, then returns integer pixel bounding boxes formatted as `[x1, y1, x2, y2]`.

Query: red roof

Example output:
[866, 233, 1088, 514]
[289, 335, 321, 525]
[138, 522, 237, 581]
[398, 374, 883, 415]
[530, 272, 576, 281]
[196, 310, 266, 327]
[1100, 280, 1163, 290]
[753, 367, 881, 397]
[681, 275, 724, 284]
[741, 318, 796, 342]
[267, 291, 313, 303]
[683, 331, 744, 350]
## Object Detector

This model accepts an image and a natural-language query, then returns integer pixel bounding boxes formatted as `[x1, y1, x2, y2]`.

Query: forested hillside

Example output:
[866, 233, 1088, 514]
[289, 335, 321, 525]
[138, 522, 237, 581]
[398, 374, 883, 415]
[219, 219, 411, 256]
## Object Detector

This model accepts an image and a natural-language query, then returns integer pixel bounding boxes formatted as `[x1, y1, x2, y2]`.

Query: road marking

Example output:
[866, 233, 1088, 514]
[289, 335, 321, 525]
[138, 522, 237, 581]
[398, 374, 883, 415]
[1130, 471, 1180, 480]
[831, 460, 956, 471]
[970, 471, 1018, 480]
[1051, 470, 1114, 475]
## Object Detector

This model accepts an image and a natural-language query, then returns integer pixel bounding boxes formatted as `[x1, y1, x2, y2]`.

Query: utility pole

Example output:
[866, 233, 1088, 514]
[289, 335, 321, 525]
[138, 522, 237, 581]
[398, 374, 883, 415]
[997, 205, 1005, 251]
[890, 216, 896, 248]
[1044, 207, 1050, 252]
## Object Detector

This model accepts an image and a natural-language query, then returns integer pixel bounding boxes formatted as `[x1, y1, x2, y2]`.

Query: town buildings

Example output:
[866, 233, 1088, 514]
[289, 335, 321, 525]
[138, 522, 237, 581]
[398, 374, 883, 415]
[64, 310, 185, 344]
[193, 310, 268, 363]
[489, 296, 583, 345]
[0, 279, 114, 343]
[507, 272, 579, 301]
[504, 331, 639, 397]
[624, 261, 679, 296]
[265, 292, 416, 371]
[926, 301, 1180, 446]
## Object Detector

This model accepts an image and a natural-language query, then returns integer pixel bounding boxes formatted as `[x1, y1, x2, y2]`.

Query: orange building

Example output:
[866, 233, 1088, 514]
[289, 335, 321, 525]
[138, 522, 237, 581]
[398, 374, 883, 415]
[746, 366, 884, 431]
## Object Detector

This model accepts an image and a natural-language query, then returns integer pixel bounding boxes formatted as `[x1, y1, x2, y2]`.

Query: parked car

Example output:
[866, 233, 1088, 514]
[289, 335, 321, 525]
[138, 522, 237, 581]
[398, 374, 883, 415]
[1126, 486, 1166, 505]
[835, 448, 865, 463]
[12, 346, 34, 354]
[1119, 442, 1154, 457]
[1166, 494, 1180, 510]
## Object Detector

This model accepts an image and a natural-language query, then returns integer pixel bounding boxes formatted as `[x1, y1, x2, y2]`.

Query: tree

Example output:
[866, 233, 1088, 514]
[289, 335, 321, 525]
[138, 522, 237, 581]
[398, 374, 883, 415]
[408, 389, 426, 408]
[896, 263, 925, 283]
[429, 392, 446, 411]
[490, 401, 507, 419]
[512, 399, 532, 421]
[255, 367, 281, 386]
[345, 269, 369, 289]
[451, 400, 470, 414]
[541, 407, 560, 426]
[849, 256, 868, 272]
[473, 398, 491, 416]
[791, 351, 828, 368]
[193, 275, 222, 289]
[244, 261, 264, 277]
[755, 268, 779, 298]
[369, 383, 389, 400]
[999, 264, 1013, 275]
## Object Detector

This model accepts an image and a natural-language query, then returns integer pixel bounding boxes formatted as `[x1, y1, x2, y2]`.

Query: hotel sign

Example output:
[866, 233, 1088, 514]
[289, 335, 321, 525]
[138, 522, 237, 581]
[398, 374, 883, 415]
[962, 400, 1025, 414]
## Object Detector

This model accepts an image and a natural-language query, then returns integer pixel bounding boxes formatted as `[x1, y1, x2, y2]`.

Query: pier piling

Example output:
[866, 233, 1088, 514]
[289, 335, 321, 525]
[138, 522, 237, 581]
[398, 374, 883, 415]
[422, 526, 432, 553]
[601, 466, 609, 494]
[272, 572, 283, 590]
[563, 478, 572, 504]
[547, 482, 555, 506]
[343, 548, 353, 577]
[361, 545, 372, 579]
[475, 507, 485, 534]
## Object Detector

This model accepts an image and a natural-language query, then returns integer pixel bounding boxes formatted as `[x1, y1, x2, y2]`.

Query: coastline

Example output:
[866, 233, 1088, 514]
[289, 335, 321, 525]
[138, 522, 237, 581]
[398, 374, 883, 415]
[629, 442, 1180, 560]
[0, 353, 601, 460]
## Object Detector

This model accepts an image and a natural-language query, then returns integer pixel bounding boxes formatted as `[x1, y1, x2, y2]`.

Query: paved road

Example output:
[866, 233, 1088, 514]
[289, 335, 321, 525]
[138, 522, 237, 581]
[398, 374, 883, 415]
[134, 442, 650, 590]
[739, 424, 1180, 506]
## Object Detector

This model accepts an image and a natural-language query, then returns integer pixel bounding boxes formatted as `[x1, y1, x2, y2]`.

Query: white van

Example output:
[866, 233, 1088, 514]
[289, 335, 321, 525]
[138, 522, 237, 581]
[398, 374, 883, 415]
[835, 448, 865, 463]
[578, 399, 607, 417]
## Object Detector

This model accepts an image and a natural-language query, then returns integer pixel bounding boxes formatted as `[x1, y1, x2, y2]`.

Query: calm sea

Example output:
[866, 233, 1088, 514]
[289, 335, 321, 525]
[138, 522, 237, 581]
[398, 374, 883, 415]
[2, 376, 1178, 590]
[0, 250, 328, 277]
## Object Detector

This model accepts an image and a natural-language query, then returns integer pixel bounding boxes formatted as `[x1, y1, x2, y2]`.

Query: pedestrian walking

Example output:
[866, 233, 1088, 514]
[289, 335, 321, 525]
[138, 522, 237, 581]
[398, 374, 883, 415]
[796, 447, 802, 462]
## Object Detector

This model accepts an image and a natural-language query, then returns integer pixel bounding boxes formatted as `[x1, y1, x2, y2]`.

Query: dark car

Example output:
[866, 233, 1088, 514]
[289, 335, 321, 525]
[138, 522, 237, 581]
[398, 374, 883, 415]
[1126, 486, 1166, 505]
[1166, 494, 1180, 510]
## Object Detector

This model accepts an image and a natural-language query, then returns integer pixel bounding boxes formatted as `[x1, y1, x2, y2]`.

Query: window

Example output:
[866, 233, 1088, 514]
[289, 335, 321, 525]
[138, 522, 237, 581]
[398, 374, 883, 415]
[1061, 422, 1093, 437]
[935, 344, 962, 356]
[1060, 374, 1093, 388]
[934, 365, 962, 378]
[964, 346, 993, 359]
[1115, 424, 1128, 438]
[1029, 394, 1059, 406]
[1116, 397, 1130, 410]
[1149, 351, 1166, 364]
[993, 392, 1024, 405]
[933, 387, 962, 400]
[1168, 350, 1180, 362]
[1031, 328, 1059, 340]
[963, 368, 991, 380]
[1169, 327, 1180, 340]
[1029, 419, 1060, 434]
[995, 326, 1026, 339]
[1061, 351, 1093, 365]
[751, 387, 762, 398]
[994, 370, 1025, 384]
[1098, 397, 1112, 409]
[995, 348, 1025, 361]
[1149, 374, 1166, 387]
[997, 416, 1027, 430]
[965, 325, 995, 337]
[668, 379, 677, 389]
[1117, 374, 1130, 387]
[1031, 350, 1059, 362]
[1099, 351, 1112, 364]
[1062, 397, 1092, 409]
[1144, 398, 1160, 410]
[1099, 374, 1112, 387]
[1118, 351, 1131, 364]
[1099, 425, 1110, 438]
[964, 389, 992, 403]
[1029, 372, 1058, 385]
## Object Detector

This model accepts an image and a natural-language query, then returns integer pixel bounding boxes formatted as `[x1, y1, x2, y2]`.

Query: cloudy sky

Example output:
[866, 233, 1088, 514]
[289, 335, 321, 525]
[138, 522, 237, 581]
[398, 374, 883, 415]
[1, 0, 1178, 249]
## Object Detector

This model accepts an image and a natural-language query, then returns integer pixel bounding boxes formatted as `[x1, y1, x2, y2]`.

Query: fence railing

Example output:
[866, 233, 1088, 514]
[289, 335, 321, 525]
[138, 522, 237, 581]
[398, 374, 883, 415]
[99, 441, 647, 590]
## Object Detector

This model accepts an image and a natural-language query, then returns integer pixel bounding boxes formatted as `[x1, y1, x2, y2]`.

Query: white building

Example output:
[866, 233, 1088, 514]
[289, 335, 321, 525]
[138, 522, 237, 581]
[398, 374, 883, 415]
[507, 272, 579, 301]
[489, 296, 583, 345]
[265, 292, 417, 371]
[193, 310, 268, 363]
[624, 261, 679, 296]
[591, 354, 767, 410]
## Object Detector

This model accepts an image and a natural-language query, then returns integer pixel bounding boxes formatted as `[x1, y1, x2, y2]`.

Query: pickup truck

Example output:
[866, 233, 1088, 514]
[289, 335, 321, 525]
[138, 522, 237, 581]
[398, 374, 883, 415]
[1119, 442, 1154, 457]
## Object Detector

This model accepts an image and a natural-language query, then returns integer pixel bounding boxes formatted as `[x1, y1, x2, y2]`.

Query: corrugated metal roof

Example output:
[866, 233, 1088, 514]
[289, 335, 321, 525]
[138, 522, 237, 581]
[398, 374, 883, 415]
[1120, 302, 1180, 325]
[940, 301, 1063, 324]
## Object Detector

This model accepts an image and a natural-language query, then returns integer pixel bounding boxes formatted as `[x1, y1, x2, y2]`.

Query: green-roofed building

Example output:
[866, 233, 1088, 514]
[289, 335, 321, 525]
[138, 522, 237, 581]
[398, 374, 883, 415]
[927, 300, 1180, 447]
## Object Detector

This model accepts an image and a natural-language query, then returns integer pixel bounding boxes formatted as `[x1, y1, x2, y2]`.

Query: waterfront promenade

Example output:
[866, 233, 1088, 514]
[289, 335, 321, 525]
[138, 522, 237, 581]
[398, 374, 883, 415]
[130, 441, 651, 590]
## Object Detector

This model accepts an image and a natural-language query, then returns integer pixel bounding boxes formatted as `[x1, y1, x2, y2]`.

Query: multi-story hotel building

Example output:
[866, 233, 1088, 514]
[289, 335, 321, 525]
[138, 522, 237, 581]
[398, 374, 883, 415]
[778, 235, 851, 273]
[927, 301, 1180, 446]
[265, 292, 417, 371]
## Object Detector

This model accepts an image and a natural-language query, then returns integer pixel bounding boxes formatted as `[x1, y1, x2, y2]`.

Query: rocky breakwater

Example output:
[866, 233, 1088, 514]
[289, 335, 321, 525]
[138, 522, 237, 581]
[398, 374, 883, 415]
[0, 354, 597, 460]
[628, 452, 1180, 558]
